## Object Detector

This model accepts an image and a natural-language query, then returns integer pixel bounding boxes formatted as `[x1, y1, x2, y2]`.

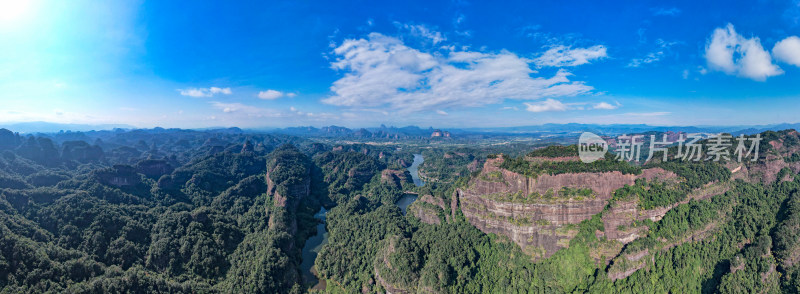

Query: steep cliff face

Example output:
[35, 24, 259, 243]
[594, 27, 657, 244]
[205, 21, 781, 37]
[265, 164, 311, 211]
[457, 155, 678, 259]
[602, 180, 729, 247]
[93, 165, 141, 187]
[728, 132, 800, 184]
[135, 159, 174, 179]
[264, 146, 313, 237]
[409, 194, 448, 225]
[380, 169, 411, 189]
[602, 198, 675, 244]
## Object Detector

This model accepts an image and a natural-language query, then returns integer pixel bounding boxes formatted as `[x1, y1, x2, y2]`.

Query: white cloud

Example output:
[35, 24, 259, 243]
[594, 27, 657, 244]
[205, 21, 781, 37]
[179, 87, 232, 97]
[454, 14, 465, 26]
[522, 99, 618, 112]
[395, 22, 445, 45]
[210, 102, 281, 117]
[324, 33, 594, 113]
[257, 89, 284, 100]
[705, 24, 783, 81]
[628, 52, 663, 68]
[436, 110, 448, 115]
[593, 102, 619, 110]
[628, 39, 680, 67]
[524, 98, 568, 112]
[773, 36, 800, 66]
[179, 89, 209, 97]
[209, 87, 232, 95]
[534, 45, 608, 67]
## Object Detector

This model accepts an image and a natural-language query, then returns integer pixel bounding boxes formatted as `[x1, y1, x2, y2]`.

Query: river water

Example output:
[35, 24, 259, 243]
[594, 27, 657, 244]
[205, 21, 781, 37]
[300, 153, 425, 287]
[300, 207, 328, 287]
[407, 153, 425, 187]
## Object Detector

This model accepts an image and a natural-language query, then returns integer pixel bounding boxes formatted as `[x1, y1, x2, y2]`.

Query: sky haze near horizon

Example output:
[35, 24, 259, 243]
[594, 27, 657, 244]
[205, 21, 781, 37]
[2, 0, 800, 129]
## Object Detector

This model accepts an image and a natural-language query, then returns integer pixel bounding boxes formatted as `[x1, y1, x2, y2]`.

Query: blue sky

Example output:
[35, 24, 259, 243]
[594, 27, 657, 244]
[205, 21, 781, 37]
[1, 0, 800, 128]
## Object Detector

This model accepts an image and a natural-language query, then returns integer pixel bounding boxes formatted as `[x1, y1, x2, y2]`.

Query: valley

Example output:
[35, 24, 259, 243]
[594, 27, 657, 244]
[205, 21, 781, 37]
[0, 127, 799, 293]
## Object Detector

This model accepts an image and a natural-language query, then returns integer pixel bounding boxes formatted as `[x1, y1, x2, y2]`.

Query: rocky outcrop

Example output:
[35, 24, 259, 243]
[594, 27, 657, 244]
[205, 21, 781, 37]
[16, 137, 60, 165]
[94, 165, 141, 187]
[61, 141, 104, 163]
[607, 207, 722, 280]
[607, 249, 652, 281]
[0, 129, 20, 150]
[240, 140, 254, 153]
[266, 167, 310, 210]
[264, 150, 312, 235]
[602, 200, 648, 244]
[135, 159, 174, 179]
[410, 195, 448, 225]
[457, 155, 679, 259]
[381, 169, 411, 188]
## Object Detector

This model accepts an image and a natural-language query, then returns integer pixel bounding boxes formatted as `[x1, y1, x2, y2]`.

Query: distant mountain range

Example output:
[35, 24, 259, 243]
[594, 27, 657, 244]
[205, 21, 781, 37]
[271, 125, 437, 139]
[272, 123, 800, 138]
[3, 121, 800, 138]
[458, 123, 800, 136]
[0, 121, 136, 134]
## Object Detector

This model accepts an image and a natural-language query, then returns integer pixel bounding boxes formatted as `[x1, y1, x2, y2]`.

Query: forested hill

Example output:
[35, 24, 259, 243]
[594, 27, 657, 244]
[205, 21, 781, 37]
[0, 127, 411, 293]
[3, 127, 800, 293]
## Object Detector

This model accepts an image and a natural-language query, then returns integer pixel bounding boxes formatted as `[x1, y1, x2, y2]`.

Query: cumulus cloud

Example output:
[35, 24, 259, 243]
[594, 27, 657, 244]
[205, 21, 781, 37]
[179, 87, 232, 97]
[257, 90, 285, 100]
[324, 33, 595, 113]
[524, 98, 568, 112]
[773, 36, 800, 66]
[705, 24, 783, 81]
[593, 102, 619, 110]
[534, 45, 608, 67]
[209, 87, 232, 95]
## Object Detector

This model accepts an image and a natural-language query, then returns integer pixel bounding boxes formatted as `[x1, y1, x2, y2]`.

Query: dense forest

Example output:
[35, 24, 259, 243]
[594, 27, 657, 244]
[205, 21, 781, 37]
[2, 127, 800, 293]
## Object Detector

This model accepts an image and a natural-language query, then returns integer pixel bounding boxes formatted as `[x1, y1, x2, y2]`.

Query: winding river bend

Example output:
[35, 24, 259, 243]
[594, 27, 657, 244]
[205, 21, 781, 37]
[396, 154, 425, 214]
[300, 153, 425, 287]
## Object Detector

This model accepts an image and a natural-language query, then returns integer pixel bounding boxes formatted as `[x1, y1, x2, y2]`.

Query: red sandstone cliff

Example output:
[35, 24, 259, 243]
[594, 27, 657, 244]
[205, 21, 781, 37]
[457, 155, 679, 259]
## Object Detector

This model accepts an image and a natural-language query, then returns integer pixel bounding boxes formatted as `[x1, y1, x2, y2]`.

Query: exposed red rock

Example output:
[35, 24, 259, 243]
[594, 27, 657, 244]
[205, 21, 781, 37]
[457, 156, 679, 259]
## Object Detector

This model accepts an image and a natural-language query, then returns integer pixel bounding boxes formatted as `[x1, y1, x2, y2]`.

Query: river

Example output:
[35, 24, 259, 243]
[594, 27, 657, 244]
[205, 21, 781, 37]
[300, 153, 425, 287]
[396, 154, 425, 214]
[300, 207, 329, 288]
